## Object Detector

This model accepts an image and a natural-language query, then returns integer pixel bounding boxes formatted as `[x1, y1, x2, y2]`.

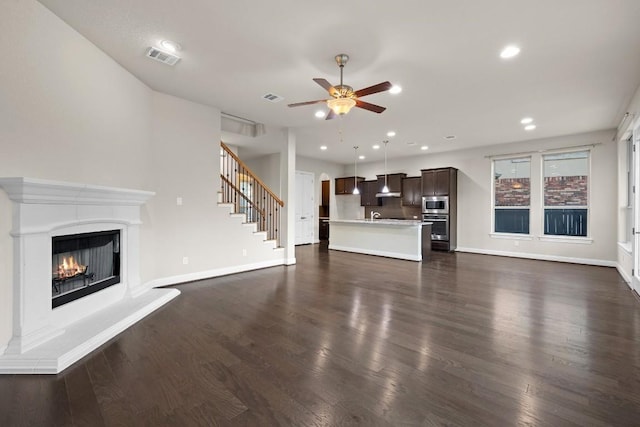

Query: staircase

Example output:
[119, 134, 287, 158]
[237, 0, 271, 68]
[219, 142, 284, 249]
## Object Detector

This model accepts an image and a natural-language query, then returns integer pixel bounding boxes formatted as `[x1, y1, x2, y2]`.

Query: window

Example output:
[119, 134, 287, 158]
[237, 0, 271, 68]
[493, 157, 530, 234]
[543, 151, 589, 237]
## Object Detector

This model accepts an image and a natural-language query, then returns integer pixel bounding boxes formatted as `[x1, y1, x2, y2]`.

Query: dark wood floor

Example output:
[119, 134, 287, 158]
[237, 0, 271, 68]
[1, 244, 639, 426]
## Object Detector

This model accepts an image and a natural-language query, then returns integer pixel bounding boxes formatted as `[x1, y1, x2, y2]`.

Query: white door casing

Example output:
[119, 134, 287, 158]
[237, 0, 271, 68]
[633, 123, 640, 294]
[295, 171, 315, 245]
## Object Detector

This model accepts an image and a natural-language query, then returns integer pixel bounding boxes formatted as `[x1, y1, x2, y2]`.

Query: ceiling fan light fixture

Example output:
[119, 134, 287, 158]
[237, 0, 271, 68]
[327, 97, 356, 115]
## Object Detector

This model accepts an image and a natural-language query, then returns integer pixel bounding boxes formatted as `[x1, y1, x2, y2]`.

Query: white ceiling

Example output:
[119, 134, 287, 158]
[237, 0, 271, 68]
[38, 0, 640, 164]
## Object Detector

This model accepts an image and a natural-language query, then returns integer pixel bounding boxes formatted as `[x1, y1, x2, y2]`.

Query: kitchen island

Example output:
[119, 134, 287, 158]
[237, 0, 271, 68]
[329, 219, 432, 261]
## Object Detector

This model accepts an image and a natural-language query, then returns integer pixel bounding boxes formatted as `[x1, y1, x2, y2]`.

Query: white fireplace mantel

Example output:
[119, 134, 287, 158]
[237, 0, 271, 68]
[0, 177, 179, 374]
[0, 177, 156, 206]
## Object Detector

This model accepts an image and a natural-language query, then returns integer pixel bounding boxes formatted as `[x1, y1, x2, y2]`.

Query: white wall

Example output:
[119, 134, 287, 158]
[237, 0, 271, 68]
[0, 0, 153, 348]
[245, 153, 282, 197]
[0, 0, 285, 350]
[295, 156, 345, 239]
[356, 130, 617, 265]
[145, 92, 219, 281]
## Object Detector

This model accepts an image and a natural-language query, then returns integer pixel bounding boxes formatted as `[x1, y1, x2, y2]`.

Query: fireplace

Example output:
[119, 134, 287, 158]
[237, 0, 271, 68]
[0, 177, 180, 374]
[52, 230, 121, 308]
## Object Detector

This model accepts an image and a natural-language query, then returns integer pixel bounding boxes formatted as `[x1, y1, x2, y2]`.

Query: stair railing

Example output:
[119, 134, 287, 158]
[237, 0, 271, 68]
[220, 142, 284, 246]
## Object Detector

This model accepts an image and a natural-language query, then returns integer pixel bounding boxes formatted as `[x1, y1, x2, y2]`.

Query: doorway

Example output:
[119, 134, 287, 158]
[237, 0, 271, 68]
[295, 171, 315, 245]
[319, 179, 330, 241]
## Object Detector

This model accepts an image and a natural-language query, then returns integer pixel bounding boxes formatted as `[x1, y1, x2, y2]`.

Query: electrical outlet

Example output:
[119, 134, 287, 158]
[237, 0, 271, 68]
[176, 197, 183, 206]
[242, 249, 247, 256]
[514, 240, 519, 247]
[182, 256, 189, 265]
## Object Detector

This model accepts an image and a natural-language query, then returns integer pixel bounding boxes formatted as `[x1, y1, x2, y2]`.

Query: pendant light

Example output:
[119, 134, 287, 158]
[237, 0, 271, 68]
[352, 146, 360, 195]
[381, 140, 390, 193]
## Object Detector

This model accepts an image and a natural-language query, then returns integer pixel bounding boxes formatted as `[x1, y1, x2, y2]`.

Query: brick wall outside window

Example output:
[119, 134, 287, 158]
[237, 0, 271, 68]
[495, 178, 530, 206]
[544, 176, 587, 206]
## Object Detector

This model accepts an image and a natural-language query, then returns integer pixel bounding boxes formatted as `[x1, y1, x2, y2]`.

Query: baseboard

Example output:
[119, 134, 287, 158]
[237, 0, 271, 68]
[617, 263, 632, 284]
[329, 244, 422, 262]
[285, 257, 297, 266]
[145, 258, 287, 289]
[455, 246, 616, 267]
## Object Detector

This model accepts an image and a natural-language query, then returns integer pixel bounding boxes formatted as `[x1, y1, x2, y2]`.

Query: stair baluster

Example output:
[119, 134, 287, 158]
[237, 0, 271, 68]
[220, 142, 284, 246]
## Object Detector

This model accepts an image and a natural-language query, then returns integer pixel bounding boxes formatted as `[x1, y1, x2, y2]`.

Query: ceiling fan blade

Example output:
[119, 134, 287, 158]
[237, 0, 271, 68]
[354, 81, 392, 98]
[355, 99, 386, 114]
[325, 109, 337, 120]
[288, 99, 328, 107]
[313, 78, 338, 96]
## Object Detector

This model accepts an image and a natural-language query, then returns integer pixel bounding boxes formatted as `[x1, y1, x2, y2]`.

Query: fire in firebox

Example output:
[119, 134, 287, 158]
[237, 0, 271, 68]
[56, 256, 87, 279]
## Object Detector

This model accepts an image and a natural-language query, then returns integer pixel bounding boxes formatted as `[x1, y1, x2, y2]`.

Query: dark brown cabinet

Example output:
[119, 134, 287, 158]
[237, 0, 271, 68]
[401, 177, 422, 206]
[335, 177, 364, 195]
[321, 180, 330, 207]
[421, 167, 458, 252]
[360, 180, 381, 207]
[422, 168, 452, 196]
[376, 173, 406, 194]
[319, 218, 329, 240]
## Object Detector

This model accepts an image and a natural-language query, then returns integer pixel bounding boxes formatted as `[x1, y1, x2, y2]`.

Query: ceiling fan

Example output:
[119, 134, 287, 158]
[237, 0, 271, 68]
[288, 54, 392, 120]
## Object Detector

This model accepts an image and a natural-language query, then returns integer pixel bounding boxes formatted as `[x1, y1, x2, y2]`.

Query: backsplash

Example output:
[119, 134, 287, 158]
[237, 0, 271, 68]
[364, 198, 421, 220]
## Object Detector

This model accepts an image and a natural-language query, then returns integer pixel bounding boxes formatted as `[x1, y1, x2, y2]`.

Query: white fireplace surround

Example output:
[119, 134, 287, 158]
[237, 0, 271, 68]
[0, 177, 179, 374]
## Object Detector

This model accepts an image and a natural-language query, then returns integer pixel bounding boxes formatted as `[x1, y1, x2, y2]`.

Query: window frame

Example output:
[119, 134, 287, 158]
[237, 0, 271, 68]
[491, 155, 532, 237]
[540, 149, 591, 240]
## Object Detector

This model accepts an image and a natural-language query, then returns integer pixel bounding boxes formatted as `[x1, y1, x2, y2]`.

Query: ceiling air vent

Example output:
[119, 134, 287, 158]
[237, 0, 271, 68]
[145, 47, 180, 66]
[262, 93, 284, 103]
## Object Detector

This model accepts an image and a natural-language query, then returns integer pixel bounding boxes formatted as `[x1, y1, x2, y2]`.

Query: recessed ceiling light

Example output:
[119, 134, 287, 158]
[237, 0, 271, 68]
[520, 117, 533, 124]
[421, 146, 429, 151]
[389, 85, 402, 94]
[372, 144, 380, 150]
[386, 131, 396, 137]
[315, 110, 326, 118]
[500, 45, 520, 59]
[359, 155, 365, 160]
[443, 135, 457, 141]
[160, 40, 181, 53]
[320, 145, 327, 150]
[524, 124, 536, 131]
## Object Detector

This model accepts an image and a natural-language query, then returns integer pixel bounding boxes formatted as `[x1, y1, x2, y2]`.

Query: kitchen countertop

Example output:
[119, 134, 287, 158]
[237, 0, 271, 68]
[330, 219, 431, 226]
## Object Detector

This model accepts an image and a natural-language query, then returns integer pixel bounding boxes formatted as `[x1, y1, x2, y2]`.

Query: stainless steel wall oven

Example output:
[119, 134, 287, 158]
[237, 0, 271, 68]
[423, 214, 449, 241]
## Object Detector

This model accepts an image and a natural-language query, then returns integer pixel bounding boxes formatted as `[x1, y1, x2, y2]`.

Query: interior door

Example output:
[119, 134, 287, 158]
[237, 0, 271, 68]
[633, 127, 640, 294]
[295, 171, 315, 245]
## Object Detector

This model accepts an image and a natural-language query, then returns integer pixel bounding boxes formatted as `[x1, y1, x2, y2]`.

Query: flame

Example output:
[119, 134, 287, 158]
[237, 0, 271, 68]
[57, 256, 86, 278]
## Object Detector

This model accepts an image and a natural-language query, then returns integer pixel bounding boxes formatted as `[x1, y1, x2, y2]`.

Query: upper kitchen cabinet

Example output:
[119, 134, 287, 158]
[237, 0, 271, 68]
[335, 177, 365, 195]
[421, 168, 457, 196]
[376, 173, 406, 194]
[321, 180, 330, 207]
[401, 176, 422, 206]
[360, 180, 381, 206]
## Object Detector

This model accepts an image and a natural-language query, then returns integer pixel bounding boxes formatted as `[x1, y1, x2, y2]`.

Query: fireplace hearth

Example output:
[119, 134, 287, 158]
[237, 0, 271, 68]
[52, 230, 121, 308]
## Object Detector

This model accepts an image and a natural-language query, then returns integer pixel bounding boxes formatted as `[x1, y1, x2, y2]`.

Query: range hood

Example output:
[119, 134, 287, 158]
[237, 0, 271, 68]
[374, 173, 407, 198]
[375, 191, 402, 198]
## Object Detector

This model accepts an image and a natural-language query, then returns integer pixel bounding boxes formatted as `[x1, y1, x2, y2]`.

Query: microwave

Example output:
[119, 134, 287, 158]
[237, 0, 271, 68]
[422, 196, 449, 214]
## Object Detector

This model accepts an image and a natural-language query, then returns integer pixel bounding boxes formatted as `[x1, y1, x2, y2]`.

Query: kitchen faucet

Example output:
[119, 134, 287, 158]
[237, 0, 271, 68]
[371, 211, 381, 221]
